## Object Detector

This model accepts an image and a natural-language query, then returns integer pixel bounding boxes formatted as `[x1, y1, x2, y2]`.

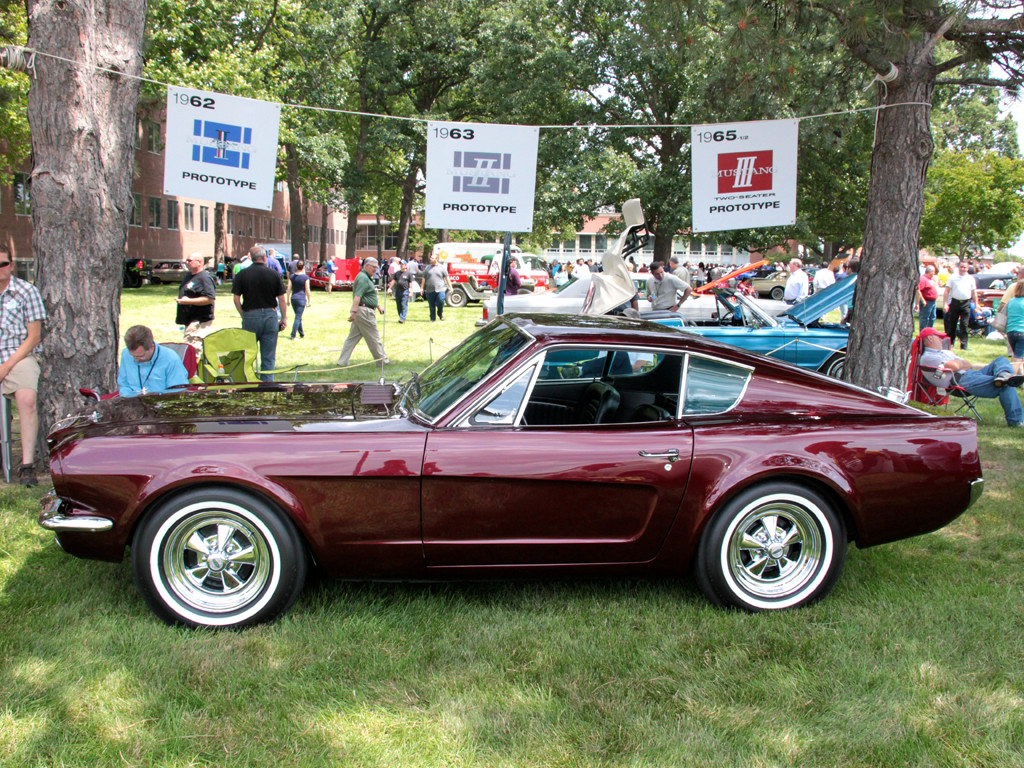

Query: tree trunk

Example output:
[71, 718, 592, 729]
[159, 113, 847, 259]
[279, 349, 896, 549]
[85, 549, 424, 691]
[214, 202, 225, 261]
[395, 160, 420, 259]
[845, 49, 935, 392]
[320, 205, 329, 264]
[285, 143, 307, 259]
[28, 0, 146, 436]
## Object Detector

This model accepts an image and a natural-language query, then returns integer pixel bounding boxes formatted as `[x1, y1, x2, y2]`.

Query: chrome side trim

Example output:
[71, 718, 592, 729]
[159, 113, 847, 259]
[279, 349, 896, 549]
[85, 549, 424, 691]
[968, 477, 984, 508]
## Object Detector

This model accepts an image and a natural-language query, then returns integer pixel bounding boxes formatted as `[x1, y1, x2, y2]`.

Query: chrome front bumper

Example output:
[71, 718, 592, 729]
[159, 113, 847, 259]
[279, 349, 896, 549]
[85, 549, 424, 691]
[38, 492, 113, 533]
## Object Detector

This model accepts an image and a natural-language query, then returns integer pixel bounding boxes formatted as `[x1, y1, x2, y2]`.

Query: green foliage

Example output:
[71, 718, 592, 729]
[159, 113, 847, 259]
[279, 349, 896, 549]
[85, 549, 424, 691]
[0, 4, 30, 183]
[920, 150, 1024, 258]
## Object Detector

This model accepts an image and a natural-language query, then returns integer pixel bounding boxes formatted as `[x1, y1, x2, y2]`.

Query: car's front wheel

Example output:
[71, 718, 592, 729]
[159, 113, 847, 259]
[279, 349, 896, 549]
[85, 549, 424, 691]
[132, 487, 307, 629]
[770, 285, 785, 301]
[695, 483, 846, 611]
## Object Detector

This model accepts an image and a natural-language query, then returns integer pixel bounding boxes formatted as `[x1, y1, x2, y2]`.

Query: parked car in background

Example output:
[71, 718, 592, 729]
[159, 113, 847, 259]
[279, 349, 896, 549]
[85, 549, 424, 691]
[974, 273, 1015, 309]
[654, 277, 855, 378]
[746, 265, 789, 300]
[40, 313, 982, 628]
[146, 261, 189, 284]
[478, 271, 787, 326]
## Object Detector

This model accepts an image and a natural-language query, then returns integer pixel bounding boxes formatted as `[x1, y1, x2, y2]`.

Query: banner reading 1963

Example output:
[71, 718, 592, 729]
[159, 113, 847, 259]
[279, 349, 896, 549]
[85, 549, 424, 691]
[425, 121, 539, 233]
[690, 119, 798, 233]
[163, 86, 282, 211]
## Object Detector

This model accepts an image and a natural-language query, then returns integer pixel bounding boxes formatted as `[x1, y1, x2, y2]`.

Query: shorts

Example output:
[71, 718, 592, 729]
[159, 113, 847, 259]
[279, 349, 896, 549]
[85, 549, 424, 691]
[2, 354, 40, 396]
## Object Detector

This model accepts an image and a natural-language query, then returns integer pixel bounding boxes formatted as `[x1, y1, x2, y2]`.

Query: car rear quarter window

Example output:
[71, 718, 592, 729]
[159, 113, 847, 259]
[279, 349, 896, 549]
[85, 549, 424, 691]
[682, 355, 752, 415]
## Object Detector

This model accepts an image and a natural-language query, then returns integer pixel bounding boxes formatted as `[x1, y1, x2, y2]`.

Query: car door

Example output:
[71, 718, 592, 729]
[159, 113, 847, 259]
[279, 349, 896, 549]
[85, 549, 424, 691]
[420, 349, 694, 569]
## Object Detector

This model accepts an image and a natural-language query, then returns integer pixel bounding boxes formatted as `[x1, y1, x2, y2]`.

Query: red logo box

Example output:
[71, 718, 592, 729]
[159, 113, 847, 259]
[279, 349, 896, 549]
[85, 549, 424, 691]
[717, 150, 774, 194]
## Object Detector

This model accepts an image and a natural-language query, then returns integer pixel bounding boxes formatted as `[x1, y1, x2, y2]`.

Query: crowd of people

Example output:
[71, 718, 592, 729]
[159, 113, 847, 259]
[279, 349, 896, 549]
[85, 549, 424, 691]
[3, 246, 1024, 487]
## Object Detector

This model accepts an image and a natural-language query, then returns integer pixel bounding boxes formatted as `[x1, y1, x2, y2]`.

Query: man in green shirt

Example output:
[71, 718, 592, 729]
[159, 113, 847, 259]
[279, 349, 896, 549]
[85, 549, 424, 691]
[337, 257, 389, 367]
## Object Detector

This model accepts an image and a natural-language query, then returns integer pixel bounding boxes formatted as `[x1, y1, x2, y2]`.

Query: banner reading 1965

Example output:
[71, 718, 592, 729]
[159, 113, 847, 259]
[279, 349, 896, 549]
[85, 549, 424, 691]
[690, 119, 798, 233]
[425, 121, 539, 232]
[163, 86, 282, 211]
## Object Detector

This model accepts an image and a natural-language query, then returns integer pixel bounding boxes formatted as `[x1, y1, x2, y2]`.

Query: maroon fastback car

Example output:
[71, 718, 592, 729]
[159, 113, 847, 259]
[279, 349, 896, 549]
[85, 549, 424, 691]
[40, 315, 983, 628]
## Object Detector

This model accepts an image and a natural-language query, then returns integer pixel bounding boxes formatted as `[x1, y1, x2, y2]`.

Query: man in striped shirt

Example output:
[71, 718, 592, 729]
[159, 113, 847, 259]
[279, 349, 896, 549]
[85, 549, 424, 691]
[0, 244, 46, 485]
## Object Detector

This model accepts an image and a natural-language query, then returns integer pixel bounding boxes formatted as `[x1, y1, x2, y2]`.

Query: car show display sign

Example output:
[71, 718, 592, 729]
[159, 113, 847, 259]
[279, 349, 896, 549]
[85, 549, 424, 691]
[690, 119, 798, 233]
[425, 121, 539, 232]
[163, 86, 282, 211]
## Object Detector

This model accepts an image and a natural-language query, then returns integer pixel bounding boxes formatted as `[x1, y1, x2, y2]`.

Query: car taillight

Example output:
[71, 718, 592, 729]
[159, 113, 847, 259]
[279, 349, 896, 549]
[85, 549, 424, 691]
[135, 260, 143, 269]
[483, 307, 489, 320]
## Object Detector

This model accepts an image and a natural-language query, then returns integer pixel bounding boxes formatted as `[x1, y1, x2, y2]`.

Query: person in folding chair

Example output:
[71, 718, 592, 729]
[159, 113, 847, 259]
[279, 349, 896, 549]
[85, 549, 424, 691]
[917, 327, 1024, 427]
[117, 325, 190, 398]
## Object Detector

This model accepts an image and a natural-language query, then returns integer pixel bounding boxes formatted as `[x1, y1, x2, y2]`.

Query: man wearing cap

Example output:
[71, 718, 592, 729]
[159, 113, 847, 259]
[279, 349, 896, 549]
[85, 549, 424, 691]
[337, 257, 389, 367]
[918, 327, 1023, 427]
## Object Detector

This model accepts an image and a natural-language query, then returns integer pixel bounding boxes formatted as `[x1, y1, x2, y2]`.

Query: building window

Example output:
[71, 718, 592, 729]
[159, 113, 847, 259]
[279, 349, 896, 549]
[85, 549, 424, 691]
[183, 203, 195, 231]
[200, 205, 209, 233]
[167, 200, 179, 230]
[147, 121, 161, 153]
[285, 221, 291, 240]
[356, 224, 398, 251]
[148, 197, 161, 228]
[130, 193, 141, 227]
[578, 234, 593, 252]
[227, 210, 234, 234]
[13, 173, 31, 216]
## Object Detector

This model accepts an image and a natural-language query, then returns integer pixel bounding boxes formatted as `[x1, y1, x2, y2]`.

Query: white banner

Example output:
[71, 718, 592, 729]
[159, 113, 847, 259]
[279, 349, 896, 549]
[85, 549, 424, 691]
[163, 86, 281, 211]
[690, 119, 798, 233]
[425, 121, 539, 232]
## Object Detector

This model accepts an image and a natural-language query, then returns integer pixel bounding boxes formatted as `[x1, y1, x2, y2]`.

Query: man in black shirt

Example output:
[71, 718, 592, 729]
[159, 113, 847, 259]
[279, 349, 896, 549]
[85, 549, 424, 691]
[232, 246, 287, 382]
[176, 251, 216, 337]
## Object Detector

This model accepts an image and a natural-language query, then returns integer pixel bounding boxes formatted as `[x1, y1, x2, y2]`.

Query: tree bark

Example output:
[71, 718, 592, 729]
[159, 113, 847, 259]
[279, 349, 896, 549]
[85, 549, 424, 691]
[28, 0, 146, 436]
[214, 202, 225, 261]
[395, 160, 419, 260]
[845, 48, 935, 392]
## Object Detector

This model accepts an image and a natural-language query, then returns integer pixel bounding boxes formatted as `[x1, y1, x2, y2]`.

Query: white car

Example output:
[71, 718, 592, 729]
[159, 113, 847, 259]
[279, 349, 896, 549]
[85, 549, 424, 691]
[479, 271, 788, 325]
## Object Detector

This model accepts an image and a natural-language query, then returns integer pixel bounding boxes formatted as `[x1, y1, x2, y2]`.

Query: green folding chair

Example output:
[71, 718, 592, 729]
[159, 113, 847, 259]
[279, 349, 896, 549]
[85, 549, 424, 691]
[200, 328, 300, 383]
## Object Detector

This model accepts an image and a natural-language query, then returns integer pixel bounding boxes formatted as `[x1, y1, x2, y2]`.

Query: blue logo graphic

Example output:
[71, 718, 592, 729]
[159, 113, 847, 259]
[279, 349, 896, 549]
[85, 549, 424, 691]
[452, 151, 511, 194]
[191, 119, 252, 169]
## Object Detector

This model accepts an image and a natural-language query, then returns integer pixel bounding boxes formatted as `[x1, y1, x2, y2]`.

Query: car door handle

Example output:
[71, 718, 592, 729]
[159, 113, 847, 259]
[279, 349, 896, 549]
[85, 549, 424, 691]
[639, 449, 680, 463]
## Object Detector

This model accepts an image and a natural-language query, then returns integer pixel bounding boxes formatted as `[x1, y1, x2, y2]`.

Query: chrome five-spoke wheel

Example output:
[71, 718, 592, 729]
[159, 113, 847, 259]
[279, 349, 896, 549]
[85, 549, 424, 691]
[132, 488, 307, 628]
[695, 483, 847, 611]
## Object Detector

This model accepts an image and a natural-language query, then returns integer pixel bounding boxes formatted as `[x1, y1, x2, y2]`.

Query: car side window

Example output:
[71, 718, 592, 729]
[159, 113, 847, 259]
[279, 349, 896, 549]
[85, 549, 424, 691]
[539, 349, 609, 380]
[682, 355, 751, 415]
[469, 365, 537, 426]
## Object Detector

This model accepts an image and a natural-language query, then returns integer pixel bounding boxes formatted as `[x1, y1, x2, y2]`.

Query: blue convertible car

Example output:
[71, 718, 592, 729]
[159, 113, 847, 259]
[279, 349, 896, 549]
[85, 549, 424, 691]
[648, 277, 855, 378]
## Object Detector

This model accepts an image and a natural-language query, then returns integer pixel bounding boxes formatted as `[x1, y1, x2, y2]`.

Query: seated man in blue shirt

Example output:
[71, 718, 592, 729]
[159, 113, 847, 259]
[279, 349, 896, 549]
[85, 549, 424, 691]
[117, 325, 189, 397]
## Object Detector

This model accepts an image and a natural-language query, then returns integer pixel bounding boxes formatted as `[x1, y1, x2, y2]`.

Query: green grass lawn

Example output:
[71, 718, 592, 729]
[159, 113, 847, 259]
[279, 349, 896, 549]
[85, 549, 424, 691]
[1, 289, 1023, 766]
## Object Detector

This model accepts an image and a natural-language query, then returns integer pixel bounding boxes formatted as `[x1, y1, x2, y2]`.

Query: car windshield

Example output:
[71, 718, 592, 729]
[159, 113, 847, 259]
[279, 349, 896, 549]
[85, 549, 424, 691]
[407, 321, 531, 420]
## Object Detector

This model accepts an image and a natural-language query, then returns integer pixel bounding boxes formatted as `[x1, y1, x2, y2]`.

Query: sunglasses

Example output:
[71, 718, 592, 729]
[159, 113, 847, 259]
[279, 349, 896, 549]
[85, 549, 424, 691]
[0, 261, 11, 268]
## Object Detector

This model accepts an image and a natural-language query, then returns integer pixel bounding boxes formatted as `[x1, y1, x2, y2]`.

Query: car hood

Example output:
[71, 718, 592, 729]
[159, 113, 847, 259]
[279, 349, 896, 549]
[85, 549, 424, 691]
[49, 382, 400, 441]
[782, 275, 857, 325]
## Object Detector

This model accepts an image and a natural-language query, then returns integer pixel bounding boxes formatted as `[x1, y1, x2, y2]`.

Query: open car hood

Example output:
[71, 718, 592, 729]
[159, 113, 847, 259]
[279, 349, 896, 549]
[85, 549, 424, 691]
[782, 275, 857, 325]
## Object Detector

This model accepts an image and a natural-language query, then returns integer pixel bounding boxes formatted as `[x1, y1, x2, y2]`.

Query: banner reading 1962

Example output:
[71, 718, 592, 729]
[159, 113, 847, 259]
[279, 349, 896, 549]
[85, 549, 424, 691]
[163, 86, 282, 211]
[425, 121, 539, 232]
[690, 119, 798, 233]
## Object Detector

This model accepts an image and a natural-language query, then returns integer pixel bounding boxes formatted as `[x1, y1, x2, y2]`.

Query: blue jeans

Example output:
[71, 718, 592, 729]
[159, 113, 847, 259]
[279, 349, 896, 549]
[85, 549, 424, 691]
[290, 298, 306, 338]
[919, 300, 936, 331]
[961, 357, 1023, 426]
[393, 289, 408, 321]
[242, 308, 280, 382]
[426, 291, 446, 321]
[1007, 331, 1024, 359]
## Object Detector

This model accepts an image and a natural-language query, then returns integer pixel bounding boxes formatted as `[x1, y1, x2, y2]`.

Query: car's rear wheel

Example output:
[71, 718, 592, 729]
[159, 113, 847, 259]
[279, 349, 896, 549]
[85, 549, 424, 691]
[132, 487, 307, 629]
[695, 483, 846, 611]
[446, 287, 468, 308]
[820, 351, 845, 379]
[770, 285, 785, 301]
